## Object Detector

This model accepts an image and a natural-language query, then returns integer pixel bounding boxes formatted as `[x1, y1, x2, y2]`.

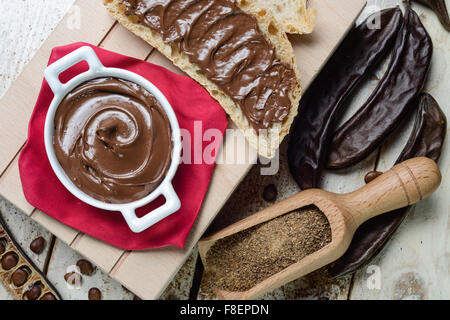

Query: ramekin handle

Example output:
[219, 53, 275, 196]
[121, 184, 181, 233]
[44, 46, 104, 95]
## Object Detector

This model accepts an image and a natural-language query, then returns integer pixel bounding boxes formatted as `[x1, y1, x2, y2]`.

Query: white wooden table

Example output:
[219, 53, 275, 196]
[0, 0, 448, 300]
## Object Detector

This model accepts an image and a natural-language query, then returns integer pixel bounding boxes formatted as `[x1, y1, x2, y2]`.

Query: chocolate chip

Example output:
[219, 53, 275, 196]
[88, 287, 102, 300]
[64, 272, 82, 286]
[11, 267, 29, 287]
[76, 259, 94, 276]
[25, 284, 42, 300]
[30, 237, 45, 254]
[262, 184, 278, 202]
[40, 293, 57, 300]
[364, 171, 383, 184]
[1, 252, 19, 270]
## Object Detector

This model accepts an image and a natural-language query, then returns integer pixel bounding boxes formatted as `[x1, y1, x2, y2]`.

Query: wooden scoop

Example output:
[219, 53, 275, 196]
[198, 157, 441, 300]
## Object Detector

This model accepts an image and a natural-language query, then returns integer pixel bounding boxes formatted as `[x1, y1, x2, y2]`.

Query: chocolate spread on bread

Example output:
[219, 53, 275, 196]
[53, 77, 173, 204]
[121, 0, 297, 131]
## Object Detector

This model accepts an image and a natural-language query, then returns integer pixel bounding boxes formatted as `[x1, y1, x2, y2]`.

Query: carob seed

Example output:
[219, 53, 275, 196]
[88, 287, 102, 300]
[1, 252, 19, 270]
[11, 267, 29, 287]
[25, 284, 42, 300]
[76, 259, 94, 276]
[414, 0, 450, 31]
[262, 184, 278, 202]
[64, 272, 82, 286]
[40, 293, 57, 300]
[364, 171, 383, 184]
[327, 7, 433, 169]
[30, 237, 45, 254]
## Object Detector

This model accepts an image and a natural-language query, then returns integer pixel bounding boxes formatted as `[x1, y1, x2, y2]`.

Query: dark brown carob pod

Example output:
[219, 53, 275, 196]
[414, 0, 450, 31]
[327, 7, 433, 169]
[396, 93, 447, 162]
[288, 8, 403, 190]
[329, 93, 447, 278]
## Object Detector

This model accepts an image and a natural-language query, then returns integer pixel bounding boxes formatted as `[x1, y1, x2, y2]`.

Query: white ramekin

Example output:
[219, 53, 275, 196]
[44, 46, 182, 233]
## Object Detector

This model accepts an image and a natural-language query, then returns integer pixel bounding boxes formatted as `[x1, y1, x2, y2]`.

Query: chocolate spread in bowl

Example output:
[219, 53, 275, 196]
[53, 77, 173, 204]
[121, 0, 297, 131]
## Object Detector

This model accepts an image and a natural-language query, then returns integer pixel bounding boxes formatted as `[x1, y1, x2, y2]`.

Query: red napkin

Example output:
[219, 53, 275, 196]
[19, 43, 228, 250]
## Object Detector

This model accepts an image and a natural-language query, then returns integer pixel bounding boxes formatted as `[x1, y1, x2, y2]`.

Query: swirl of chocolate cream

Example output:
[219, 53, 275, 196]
[53, 77, 173, 204]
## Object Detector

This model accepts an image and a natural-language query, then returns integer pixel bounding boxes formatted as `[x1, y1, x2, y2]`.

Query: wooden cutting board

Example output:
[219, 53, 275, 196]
[0, 0, 366, 299]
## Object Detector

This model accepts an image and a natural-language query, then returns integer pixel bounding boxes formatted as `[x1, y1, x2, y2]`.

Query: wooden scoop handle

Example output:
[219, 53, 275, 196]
[340, 157, 441, 227]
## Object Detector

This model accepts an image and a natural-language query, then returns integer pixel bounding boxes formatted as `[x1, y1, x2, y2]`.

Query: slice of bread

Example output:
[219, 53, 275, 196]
[245, 0, 317, 34]
[103, 0, 302, 158]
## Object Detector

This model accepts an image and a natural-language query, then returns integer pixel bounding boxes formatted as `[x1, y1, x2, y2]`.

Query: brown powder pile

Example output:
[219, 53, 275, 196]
[204, 206, 331, 293]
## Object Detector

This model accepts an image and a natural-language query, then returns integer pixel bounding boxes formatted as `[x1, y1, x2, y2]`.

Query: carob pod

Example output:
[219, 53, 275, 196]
[327, 7, 433, 169]
[0, 212, 61, 300]
[329, 93, 447, 278]
[288, 8, 403, 190]
[414, 0, 450, 31]
[396, 93, 447, 162]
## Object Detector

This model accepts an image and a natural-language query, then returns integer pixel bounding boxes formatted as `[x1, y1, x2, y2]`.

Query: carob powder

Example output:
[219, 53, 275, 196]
[204, 206, 331, 293]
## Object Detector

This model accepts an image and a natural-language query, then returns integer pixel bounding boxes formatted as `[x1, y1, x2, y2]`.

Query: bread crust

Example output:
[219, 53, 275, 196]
[103, 0, 302, 158]
[243, 0, 317, 34]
